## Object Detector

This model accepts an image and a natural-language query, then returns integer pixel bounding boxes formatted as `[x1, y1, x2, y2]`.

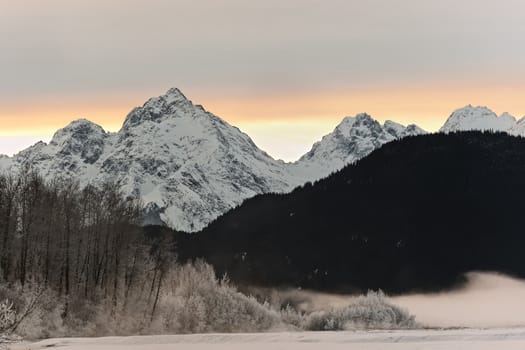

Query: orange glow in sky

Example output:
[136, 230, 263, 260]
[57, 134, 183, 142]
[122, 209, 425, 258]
[3, 1, 525, 160]
[1, 83, 525, 161]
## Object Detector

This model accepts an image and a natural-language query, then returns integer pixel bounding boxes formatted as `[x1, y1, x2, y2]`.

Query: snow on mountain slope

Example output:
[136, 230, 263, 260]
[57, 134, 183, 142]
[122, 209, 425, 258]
[103, 88, 298, 230]
[509, 116, 525, 136]
[5, 96, 525, 232]
[11, 119, 114, 181]
[3, 88, 300, 231]
[440, 105, 517, 133]
[0, 88, 425, 231]
[0, 154, 11, 171]
[291, 113, 426, 180]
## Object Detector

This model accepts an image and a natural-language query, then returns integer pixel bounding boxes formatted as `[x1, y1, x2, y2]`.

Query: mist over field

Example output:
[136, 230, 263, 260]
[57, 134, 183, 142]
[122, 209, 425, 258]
[273, 272, 525, 329]
[394, 272, 525, 328]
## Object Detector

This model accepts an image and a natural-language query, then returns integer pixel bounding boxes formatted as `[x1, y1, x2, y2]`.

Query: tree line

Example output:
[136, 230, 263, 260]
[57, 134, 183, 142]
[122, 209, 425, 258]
[0, 167, 175, 325]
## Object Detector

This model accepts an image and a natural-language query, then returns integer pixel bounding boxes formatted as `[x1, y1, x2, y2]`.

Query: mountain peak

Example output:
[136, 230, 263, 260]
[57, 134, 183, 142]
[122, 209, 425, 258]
[440, 105, 515, 133]
[63, 118, 103, 129]
[334, 116, 356, 130]
[404, 124, 427, 136]
[383, 120, 406, 137]
[47, 119, 108, 164]
[499, 112, 517, 123]
[143, 87, 193, 109]
[122, 87, 196, 130]
[51, 119, 106, 145]
[355, 112, 373, 120]
[162, 87, 191, 106]
[295, 113, 426, 179]
[456, 105, 493, 114]
[334, 113, 378, 135]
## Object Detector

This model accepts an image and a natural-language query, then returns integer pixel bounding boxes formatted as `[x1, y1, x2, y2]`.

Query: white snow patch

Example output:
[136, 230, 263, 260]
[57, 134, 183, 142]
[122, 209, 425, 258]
[12, 328, 525, 350]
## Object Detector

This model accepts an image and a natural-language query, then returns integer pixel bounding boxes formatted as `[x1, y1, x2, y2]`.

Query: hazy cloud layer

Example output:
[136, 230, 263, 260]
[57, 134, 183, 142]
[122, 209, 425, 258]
[2, 0, 525, 99]
[2, 1, 525, 159]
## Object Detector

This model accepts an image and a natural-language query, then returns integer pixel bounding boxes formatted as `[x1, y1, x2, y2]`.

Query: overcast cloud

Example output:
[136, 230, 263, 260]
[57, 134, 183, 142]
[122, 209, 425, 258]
[1, 0, 524, 100]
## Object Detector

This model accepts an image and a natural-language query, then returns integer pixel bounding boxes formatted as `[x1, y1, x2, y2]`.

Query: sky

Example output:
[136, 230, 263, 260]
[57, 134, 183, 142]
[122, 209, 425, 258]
[2, 0, 525, 161]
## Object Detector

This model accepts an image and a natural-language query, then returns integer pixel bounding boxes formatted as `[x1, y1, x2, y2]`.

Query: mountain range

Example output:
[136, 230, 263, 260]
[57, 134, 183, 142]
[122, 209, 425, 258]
[0, 88, 523, 231]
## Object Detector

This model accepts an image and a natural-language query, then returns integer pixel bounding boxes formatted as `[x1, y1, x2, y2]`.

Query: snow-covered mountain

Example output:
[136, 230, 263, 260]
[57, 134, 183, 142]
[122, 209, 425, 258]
[291, 113, 426, 179]
[440, 105, 519, 134]
[4, 88, 301, 231]
[0, 88, 425, 231]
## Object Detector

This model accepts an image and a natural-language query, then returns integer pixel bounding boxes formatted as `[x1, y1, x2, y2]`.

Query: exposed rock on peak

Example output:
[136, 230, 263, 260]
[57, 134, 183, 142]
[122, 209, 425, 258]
[122, 88, 196, 131]
[383, 120, 407, 137]
[49, 119, 108, 164]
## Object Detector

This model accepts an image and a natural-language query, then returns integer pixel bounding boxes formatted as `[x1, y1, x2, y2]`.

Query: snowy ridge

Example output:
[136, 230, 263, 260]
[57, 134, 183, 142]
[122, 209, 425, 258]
[0, 88, 425, 231]
[440, 105, 521, 134]
[291, 113, 426, 180]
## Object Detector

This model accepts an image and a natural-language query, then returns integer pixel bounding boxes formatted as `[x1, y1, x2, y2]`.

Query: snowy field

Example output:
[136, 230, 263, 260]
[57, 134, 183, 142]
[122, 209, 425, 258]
[11, 328, 525, 350]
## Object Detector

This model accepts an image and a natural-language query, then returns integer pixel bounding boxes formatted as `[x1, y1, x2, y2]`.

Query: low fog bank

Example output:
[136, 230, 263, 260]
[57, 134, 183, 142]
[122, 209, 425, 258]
[393, 272, 525, 328]
[261, 272, 525, 329]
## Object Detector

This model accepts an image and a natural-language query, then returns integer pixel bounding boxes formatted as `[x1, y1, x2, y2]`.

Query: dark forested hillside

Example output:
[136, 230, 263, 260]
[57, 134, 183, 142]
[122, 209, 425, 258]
[175, 131, 525, 294]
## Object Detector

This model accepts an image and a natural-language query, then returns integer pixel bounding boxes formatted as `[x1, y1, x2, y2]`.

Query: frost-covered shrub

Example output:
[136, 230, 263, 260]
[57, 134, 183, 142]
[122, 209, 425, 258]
[0, 264, 418, 338]
[304, 290, 417, 331]
[0, 299, 15, 333]
[0, 261, 283, 338]
[341, 290, 416, 329]
[279, 304, 306, 330]
[0, 283, 65, 339]
[161, 261, 281, 333]
[304, 310, 345, 331]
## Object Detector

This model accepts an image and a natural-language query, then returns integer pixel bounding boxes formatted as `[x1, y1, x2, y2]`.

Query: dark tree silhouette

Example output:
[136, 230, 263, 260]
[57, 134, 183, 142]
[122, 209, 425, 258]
[175, 131, 525, 294]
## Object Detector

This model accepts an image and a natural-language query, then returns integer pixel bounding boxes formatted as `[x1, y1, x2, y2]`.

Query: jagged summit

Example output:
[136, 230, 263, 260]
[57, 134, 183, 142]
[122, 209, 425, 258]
[292, 113, 426, 180]
[165, 87, 188, 99]
[122, 87, 197, 130]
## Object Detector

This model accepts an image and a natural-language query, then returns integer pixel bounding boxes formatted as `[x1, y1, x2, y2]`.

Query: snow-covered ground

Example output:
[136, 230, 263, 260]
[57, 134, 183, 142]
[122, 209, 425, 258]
[10, 272, 525, 349]
[11, 328, 525, 350]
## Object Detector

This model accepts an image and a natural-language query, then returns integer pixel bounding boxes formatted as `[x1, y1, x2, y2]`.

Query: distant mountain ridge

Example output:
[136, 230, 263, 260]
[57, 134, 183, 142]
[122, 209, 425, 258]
[1, 88, 302, 231]
[0, 88, 426, 231]
[1, 88, 523, 231]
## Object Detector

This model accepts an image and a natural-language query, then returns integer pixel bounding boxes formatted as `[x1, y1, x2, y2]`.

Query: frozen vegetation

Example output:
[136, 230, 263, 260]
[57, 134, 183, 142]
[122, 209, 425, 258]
[302, 291, 416, 331]
[0, 261, 417, 340]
